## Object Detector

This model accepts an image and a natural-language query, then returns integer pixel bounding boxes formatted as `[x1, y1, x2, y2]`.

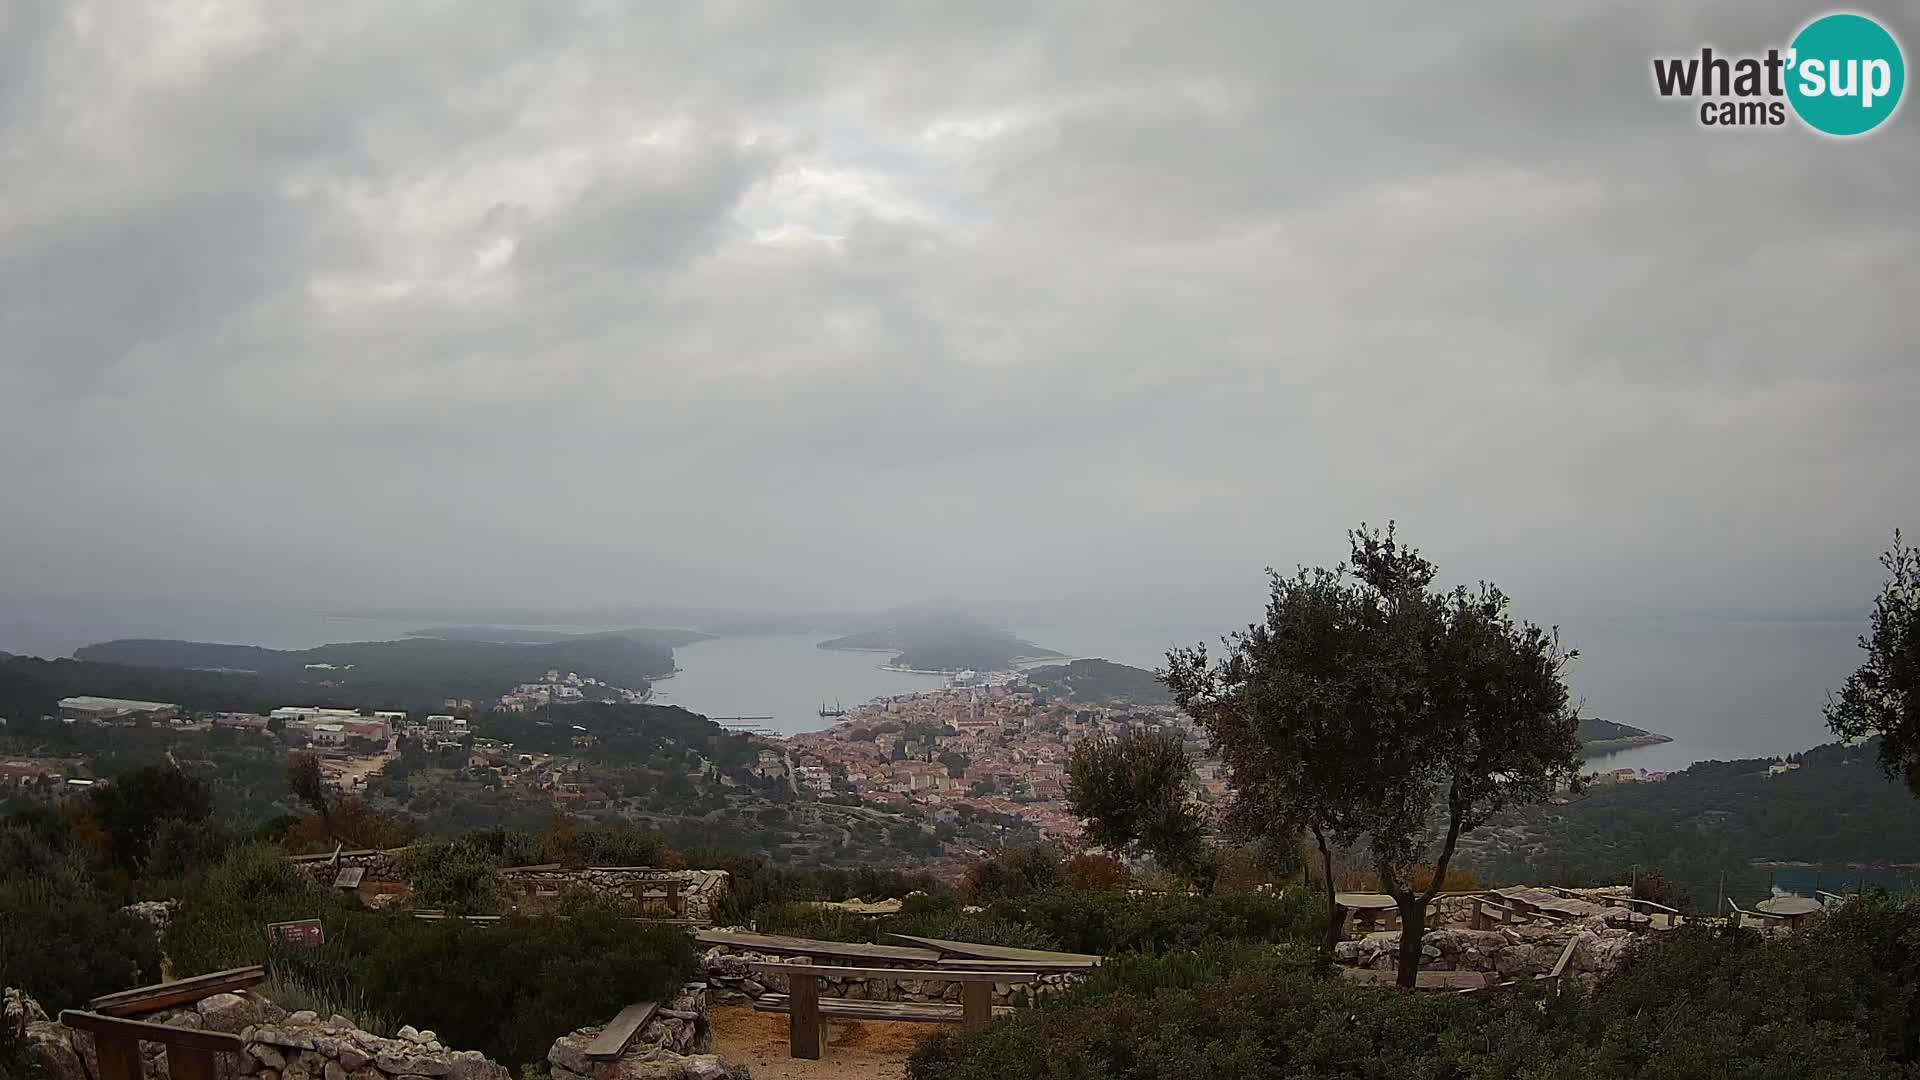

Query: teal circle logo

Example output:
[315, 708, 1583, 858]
[1787, 13, 1905, 136]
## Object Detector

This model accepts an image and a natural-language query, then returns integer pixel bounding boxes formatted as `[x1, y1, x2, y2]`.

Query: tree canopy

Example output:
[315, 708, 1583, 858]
[1827, 531, 1920, 794]
[1165, 523, 1584, 986]
[1066, 732, 1214, 887]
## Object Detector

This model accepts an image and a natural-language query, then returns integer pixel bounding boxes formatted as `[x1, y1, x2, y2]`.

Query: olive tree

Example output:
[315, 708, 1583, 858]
[1826, 531, 1920, 794]
[1166, 524, 1584, 987]
[1066, 732, 1215, 889]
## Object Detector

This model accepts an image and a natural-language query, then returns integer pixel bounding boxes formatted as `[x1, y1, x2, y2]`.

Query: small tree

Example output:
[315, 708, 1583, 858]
[89, 764, 212, 873]
[286, 753, 333, 839]
[1066, 733, 1215, 890]
[1826, 531, 1920, 794]
[1166, 524, 1583, 987]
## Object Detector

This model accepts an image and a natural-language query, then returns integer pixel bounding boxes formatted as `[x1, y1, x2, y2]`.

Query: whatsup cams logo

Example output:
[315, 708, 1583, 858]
[1652, 11, 1905, 135]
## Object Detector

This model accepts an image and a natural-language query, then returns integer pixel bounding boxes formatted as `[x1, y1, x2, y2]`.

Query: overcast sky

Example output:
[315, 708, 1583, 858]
[2, 0, 1915, 636]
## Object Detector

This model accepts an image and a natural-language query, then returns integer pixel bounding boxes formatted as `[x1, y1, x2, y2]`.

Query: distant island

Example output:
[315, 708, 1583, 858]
[817, 612, 1062, 673]
[71, 633, 679, 707]
[404, 625, 714, 648]
[1577, 717, 1674, 755]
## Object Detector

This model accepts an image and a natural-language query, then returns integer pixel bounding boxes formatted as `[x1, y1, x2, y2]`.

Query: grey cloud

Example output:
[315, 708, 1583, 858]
[0, 0, 1915, 630]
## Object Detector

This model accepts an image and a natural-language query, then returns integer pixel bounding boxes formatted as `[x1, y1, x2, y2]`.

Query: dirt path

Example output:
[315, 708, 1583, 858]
[707, 1004, 934, 1080]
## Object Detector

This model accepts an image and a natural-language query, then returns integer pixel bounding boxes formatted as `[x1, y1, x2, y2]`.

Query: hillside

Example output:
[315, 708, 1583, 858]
[1459, 738, 1920, 905]
[73, 634, 677, 707]
[818, 613, 1060, 672]
[1022, 659, 1172, 704]
[0, 652, 303, 720]
[1578, 717, 1673, 754]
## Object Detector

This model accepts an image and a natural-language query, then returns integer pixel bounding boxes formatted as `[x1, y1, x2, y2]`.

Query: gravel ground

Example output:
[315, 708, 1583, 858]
[707, 1004, 935, 1080]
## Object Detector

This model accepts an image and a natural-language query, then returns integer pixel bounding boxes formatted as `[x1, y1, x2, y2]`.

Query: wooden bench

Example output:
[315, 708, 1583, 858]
[88, 966, 269, 1018]
[583, 1001, 660, 1061]
[748, 962, 1036, 1059]
[61, 1011, 244, 1080]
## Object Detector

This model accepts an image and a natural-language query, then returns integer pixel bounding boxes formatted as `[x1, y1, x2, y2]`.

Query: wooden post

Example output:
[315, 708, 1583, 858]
[788, 972, 821, 1060]
[1470, 898, 1487, 931]
[961, 981, 993, 1029]
[92, 1033, 143, 1080]
[164, 1045, 219, 1080]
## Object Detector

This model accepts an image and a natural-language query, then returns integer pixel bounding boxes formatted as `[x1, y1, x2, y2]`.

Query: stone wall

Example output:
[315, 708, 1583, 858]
[546, 984, 747, 1080]
[1333, 921, 1638, 981]
[291, 852, 730, 926]
[701, 945, 1082, 1008]
[7, 987, 510, 1080]
[498, 868, 731, 926]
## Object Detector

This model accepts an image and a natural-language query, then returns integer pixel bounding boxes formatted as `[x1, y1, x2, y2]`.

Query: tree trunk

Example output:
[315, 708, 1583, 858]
[1394, 894, 1427, 989]
[1313, 827, 1340, 970]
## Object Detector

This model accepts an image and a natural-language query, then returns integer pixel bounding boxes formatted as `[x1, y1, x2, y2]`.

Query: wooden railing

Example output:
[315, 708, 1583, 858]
[59, 1011, 243, 1080]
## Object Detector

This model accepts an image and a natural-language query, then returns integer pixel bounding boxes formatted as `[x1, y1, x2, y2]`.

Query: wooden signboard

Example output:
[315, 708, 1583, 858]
[265, 919, 325, 949]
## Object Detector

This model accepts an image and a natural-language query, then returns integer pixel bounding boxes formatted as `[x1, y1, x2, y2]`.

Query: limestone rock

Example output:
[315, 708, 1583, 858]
[25, 1020, 89, 1080]
[548, 1031, 594, 1076]
[251, 1044, 288, 1070]
[375, 1050, 451, 1076]
[199, 993, 260, 1034]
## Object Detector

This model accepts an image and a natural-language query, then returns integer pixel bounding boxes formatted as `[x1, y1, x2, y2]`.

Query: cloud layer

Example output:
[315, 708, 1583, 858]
[2, 0, 1916, 628]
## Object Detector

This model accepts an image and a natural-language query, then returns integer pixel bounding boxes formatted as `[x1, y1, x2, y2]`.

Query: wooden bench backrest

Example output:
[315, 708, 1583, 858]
[747, 962, 1037, 983]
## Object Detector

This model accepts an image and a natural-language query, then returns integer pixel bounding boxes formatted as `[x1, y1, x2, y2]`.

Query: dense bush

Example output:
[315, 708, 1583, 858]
[691, 851, 945, 926]
[910, 896, 1920, 1080]
[168, 847, 693, 1067]
[990, 887, 1323, 955]
[0, 878, 161, 1011]
[754, 899, 1061, 952]
[964, 847, 1066, 902]
[403, 838, 503, 913]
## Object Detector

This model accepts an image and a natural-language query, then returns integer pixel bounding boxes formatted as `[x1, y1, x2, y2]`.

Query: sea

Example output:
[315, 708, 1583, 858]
[0, 598, 1865, 763]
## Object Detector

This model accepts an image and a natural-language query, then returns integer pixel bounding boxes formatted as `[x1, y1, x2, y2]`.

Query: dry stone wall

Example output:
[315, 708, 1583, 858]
[6, 988, 511, 1080]
[291, 852, 730, 926]
[1333, 921, 1639, 981]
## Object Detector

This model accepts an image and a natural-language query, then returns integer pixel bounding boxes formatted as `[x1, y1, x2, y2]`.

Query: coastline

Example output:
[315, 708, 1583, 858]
[1581, 733, 1676, 757]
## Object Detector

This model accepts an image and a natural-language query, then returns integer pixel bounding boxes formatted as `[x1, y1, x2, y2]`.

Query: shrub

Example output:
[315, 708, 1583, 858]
[1066, 853, 1131, 891]
[910, 896, 1920, 1080]
[0, 878, 160, 1011]
[405, 838, 503, 913]
[990, 887, 1323, 955]
[964, 847, 1066, 903]
[88, 764, 212, 873]
[170, 848, 694, 1067]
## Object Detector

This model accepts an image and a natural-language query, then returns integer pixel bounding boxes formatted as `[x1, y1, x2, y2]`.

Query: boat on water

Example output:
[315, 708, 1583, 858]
[818, 699, 848, 718]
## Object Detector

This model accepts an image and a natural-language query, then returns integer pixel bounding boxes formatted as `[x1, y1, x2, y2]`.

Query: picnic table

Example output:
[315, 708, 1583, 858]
[1334, 893, 1408, 937]
[1753, 896, 1823, 931]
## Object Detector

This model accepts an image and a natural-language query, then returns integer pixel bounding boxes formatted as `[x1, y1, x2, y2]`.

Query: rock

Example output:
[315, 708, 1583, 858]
[4, 988, 50, 1025]
[1493, 944, 1537, 977]
[375, 1051, 451, 1077]
[257, 1071, 281, 1080]
[548, 1032, 594, 1076]
[199, 993, 259, 1034]
[287, 1011, 319, 1026]
[445, 1050, 508, 1080]
[251, 1045, 288, 1071]
[323, 1062, 348, 1080]
[413, 1030, 438, 1046]
[396, 1025, 421, 1042]
[336, 1045, 372, 1071]
[25, 1020, 89, 1080]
